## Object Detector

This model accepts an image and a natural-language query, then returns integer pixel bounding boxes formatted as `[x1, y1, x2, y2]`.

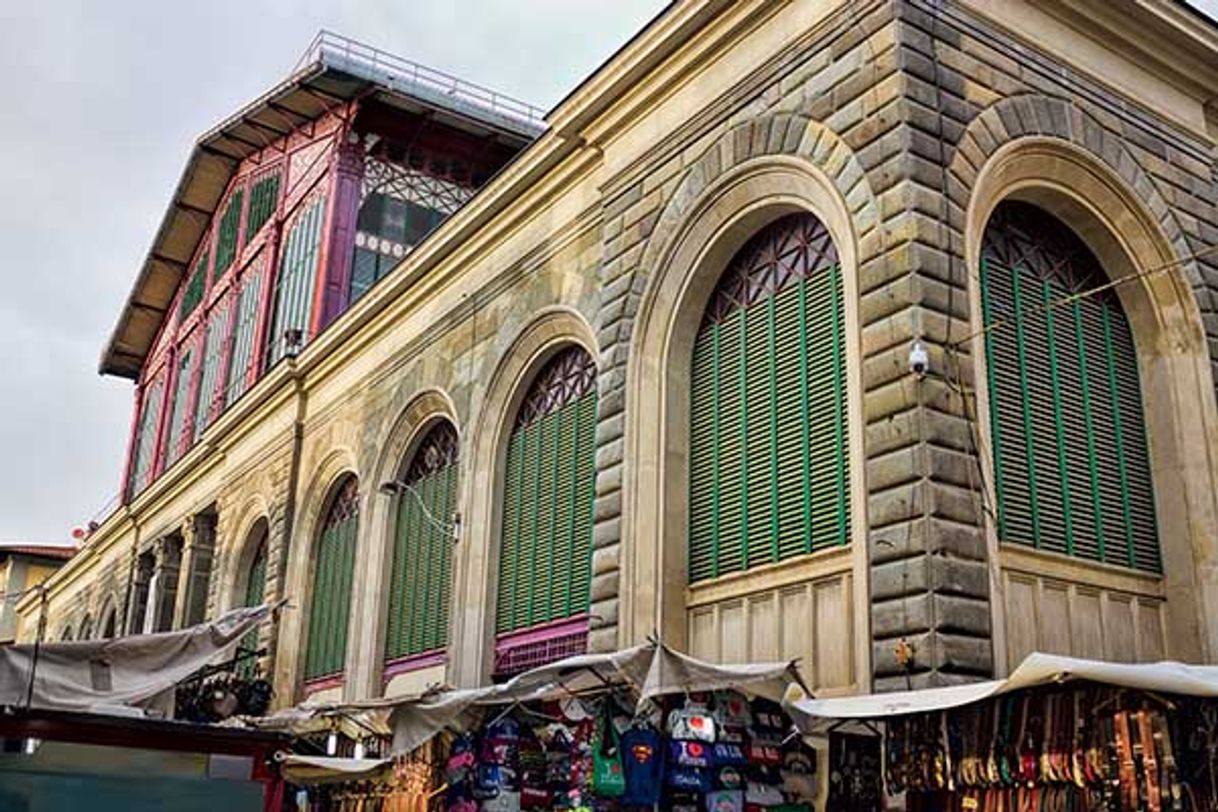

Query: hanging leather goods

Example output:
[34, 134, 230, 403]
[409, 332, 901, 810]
[986, 699, 1003, 787]
[1053, 692, 1072, 784]
[1152, 710, 1182, 812]
[1071, 692, 1087, 790]
[1138, 710, 1161, 812]
[1114, 710, 1137, 812]
[934, 712, 949, 790]
[1040, 694, 1055, 784]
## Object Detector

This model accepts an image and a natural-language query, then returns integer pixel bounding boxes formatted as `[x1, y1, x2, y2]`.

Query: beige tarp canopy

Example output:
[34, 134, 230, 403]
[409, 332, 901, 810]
[245, 641, 803, 755]
[783, 652, 1218, 730]
[0, 603, 275, 716]
[279, 754, 394, 783]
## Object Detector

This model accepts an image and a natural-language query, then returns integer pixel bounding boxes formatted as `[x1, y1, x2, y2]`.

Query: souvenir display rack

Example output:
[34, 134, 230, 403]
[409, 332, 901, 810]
[286, 688, 819, 812]
[888, 686, 1218, 812]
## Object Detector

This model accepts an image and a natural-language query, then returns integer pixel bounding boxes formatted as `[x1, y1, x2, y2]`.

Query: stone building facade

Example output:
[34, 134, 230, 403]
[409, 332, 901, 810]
[19, 0, 1218, 705]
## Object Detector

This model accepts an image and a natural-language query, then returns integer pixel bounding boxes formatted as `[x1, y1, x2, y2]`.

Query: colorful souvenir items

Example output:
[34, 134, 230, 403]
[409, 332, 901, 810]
[743, 780, 784, 807]
[714, 692, 754, 729]
[705, 789, 744, 812]
[781, 738, 817, 800]
[592, 704, 626, 798]
[621, 725, 664, 806]
[545, 728, 574, 790]
[670, 703, 717, 743]
[668, 766, 713, 793]
[480, 791, 521, 812]
[670, 739, 713, 768]
[715, 765, 745, 791]
[713, 742, 747, 766]
[667, 790, 702, 812]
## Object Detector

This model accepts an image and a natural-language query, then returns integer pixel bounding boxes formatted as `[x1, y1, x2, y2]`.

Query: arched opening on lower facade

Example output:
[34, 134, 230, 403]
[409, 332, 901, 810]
[302, 475, 360, 689]
[967, 138, 1218, 668]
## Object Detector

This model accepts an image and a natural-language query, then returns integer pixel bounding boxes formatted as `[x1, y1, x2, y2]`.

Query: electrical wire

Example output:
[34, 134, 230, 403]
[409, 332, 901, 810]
[948, 241, 1218, 351]
[384, 479, 458, 536]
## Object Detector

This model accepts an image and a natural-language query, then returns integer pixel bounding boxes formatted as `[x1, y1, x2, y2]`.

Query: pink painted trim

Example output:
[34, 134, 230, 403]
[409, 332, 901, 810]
[382, 649, 446, 682]
[303, 673, 345, 694]
[494, 614, 590, 654]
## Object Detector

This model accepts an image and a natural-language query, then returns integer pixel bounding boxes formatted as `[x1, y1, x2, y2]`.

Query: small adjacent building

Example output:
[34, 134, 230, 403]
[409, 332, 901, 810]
[0, 546, 73, 645]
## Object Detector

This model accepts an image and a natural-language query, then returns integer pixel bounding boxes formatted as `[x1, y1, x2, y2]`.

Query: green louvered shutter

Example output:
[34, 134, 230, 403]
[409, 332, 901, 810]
[304, 476, 359, 681]
[225, 260, 265, 407]
[129, 374, 166, 497]
[268, 195, 327, 365]
[238, 542, 268, 678]
[385, 422, 458, 663]
[213, 189, 245, 281]
[688, 214, 849, 584]
[165, 341, 199, 467]
[496, 348, 597, 634]
[982, 202, 1160, 572]
[180, 250, 208, 321]
[195, 297, 233, 438]
[245, 172, 281, 245]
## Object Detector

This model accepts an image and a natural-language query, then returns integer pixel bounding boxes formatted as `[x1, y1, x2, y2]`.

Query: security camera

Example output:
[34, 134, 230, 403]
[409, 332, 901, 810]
[909, 339, 929, 378]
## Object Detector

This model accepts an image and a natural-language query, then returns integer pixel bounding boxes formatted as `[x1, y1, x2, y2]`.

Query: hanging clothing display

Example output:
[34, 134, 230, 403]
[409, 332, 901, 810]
[882, 687, 1215, 812]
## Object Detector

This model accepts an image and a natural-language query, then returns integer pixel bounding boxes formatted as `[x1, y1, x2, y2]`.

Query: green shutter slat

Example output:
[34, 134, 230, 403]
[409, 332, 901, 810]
[984, 251, 1160, 573]
[269, 196, 326, 365]
[179, 252, 208, 321]
[246, 173, 281, 246]
[496, 363, 597, 635]
[1042, 281, 1076, 554]
[306, 481, 358, 680]
[214, 190, 245, 281]
[687, 219, 851, 586]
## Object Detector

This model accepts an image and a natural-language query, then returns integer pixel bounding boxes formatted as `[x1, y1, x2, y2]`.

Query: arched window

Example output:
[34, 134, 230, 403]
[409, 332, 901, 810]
[349, 155, 474, 304]
[981, 201, 1159, 572]
[239, 521, 269, 677]
[267, 194, 327, 366]
[101, 606, 118, 639]
[385, 421, 458, 669]
[495, 347, 597, 675]
[60, 625, 74, 642]
[303, 476, 359, 682]
[688, 213, 850, 584]
[78, 615, 93, 641]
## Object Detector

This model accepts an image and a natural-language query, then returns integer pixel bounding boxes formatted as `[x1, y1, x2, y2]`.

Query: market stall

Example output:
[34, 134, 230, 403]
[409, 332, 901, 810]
[784, 653, 1218, 812]
[255, 642, 824, 812]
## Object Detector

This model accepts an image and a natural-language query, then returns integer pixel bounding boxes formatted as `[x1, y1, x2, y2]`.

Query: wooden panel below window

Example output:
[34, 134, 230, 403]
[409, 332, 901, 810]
[1001, 545, 1166, 669]
[686, 557, 853, 693]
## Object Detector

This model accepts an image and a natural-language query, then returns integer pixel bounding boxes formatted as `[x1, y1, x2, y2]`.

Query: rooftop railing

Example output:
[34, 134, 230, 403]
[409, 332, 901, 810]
[296, 30, 547, 133]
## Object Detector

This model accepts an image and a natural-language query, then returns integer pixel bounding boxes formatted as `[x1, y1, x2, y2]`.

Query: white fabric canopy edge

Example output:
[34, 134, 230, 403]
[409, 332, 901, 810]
[784, 651, 1218, 727]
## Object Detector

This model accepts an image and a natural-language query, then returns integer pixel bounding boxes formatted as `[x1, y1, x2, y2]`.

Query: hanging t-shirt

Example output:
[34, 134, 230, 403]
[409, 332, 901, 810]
[620, 725, 664, 806]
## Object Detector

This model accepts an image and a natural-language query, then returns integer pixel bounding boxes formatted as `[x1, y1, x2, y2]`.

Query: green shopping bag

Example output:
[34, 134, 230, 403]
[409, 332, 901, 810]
[592, 704, 626, 797]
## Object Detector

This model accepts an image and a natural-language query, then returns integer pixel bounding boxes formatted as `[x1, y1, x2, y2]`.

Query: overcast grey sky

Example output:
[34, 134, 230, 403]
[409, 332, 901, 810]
[0, 1, 1215, 544]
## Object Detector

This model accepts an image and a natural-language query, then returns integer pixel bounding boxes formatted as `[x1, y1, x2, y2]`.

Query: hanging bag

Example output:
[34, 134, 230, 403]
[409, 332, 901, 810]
[592, 703, 626, 797]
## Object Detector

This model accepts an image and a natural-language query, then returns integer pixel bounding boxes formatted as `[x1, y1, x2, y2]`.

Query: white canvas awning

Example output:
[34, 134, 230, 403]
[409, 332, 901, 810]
[784, 652, 1218, 729]
[0, 603, 277, 716]
[246, 641, 801, 756]
[279, 754, 391, 782]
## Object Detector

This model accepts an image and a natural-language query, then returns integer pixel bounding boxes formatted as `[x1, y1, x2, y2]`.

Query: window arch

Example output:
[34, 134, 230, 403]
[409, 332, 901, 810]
[494, 346, 597, 675]
[980, 200, 1159, 572]
[384, 421, 458, 668]
[78, 615, 93, 641]
[303, 475, 359, 682]
[238, 519, 269, 677]
[101, 605, 118, 639]
[688, 213, 850, 584]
